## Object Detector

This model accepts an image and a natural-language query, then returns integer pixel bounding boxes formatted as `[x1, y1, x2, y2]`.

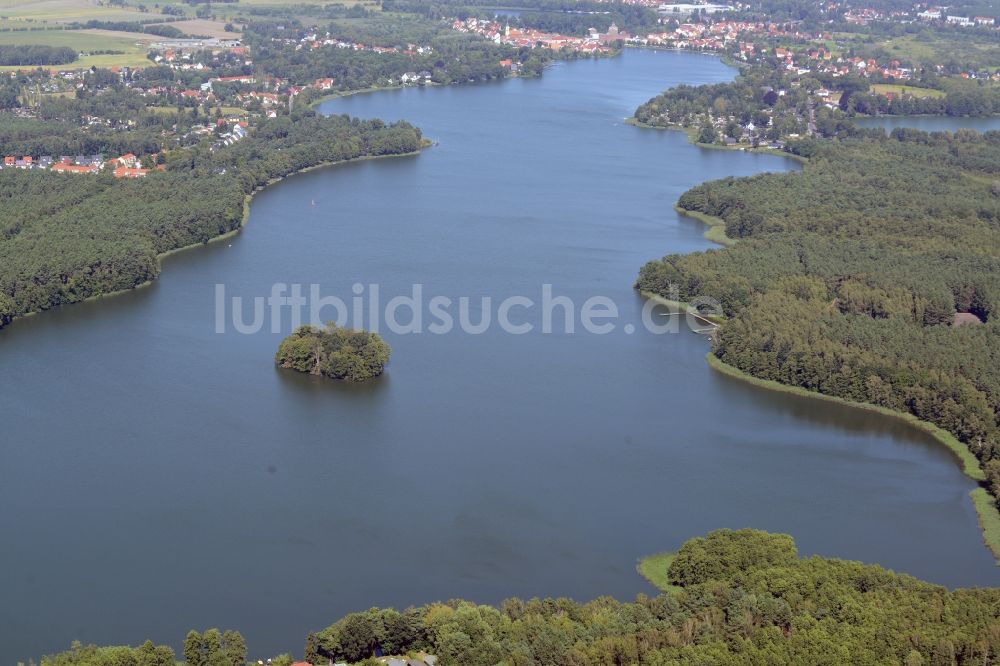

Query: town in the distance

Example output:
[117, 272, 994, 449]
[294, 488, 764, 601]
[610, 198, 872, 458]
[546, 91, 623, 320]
[1, 0, 997, 175]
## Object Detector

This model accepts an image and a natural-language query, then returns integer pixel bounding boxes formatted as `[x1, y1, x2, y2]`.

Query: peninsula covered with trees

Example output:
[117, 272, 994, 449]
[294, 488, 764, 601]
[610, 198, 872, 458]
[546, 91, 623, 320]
[39, 530, 1000, 665]
[636, 126, 1000, 550]
[276, 324, 391, 382]
[0, 113, 422, 330]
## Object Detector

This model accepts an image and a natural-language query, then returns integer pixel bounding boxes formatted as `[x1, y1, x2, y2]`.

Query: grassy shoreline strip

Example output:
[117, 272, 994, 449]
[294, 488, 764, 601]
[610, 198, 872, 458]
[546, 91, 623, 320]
[972, 488, 1000, 563]
[705, 353, 983, 479]
[673, 204, 735, 246]
[705, 352, 1000, 564]
[637, 551, 682, 594]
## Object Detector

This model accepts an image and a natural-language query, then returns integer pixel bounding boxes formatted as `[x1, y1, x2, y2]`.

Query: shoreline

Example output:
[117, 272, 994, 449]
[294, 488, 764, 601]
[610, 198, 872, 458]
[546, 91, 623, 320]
[705, 352, 1000, 563]
[145, 147, 431, 272]
[624, 116, 804, 161]
[0, 146, 430, 331]
[308, 83, 434, 107]
[306, 66, 558, 109]
[630, 106, 1000, 563]
[855, 112, 1000, 120]
[636, 551, 682, 594]
[638, 289, 725, 325]
[673, 203, 735, 246]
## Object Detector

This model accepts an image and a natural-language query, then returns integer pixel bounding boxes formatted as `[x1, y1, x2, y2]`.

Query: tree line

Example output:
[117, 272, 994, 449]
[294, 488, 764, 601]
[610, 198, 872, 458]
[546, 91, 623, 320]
[843, 86, 1000, 117]
[0, 112, 424, 330]
[71, 20, 190, 39]
[40, 530, 1000, 665]
[636, 129, 1000, 509]
[0, 45, 76, 66]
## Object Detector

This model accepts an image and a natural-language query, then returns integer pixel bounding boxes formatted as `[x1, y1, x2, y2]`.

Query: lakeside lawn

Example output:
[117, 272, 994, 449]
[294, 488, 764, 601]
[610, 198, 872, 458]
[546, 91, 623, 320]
[870, 83, 945, 99]
[637, 551, 683, 594]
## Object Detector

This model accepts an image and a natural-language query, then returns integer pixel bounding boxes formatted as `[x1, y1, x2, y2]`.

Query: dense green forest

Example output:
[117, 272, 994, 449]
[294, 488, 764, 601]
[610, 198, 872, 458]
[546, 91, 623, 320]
[636, 129, 1000, 513]
[306, 530, 1000, 664]
[842, 86, 1000, 118]
[41, 530, 1000, 665]
[276, 324, 392, 381]
[843, 77, 1000, 118]
[0, 112, 170, 155]
[0, 113, 423, 330]
[0, 45, 76, 66]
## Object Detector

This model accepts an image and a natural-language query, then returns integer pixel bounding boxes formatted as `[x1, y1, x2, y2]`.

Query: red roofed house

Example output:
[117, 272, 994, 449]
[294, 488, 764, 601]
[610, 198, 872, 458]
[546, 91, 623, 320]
[117, 153, 138, 168]
[52, 161, 99, 175]
[114, 166, 149, 178]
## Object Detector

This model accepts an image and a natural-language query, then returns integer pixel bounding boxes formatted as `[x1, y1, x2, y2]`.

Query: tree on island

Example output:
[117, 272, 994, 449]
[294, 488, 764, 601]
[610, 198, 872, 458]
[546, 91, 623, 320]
[276, 324, 391, 382]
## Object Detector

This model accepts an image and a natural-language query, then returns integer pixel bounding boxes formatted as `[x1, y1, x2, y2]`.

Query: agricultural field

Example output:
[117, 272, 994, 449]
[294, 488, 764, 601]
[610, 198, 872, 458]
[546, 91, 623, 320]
[145, 18, 240, 39]
[0, 27, 152, 69]
[0, 0, 380, 31]
[150, 0, 378, 21]
[870, 83, 946, 98]
[0, 0, 143, 23]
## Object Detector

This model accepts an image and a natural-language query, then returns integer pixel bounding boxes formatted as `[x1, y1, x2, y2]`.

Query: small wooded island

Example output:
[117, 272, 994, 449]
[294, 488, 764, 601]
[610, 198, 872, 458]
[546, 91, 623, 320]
[275, 324, 391, 382]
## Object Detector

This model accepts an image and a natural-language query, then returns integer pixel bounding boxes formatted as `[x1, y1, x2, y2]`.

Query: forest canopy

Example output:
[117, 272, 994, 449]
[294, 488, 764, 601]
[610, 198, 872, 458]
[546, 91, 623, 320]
[0, 112, 423, 330]
[304, 528, 1000, 665]
[636, 128, 1000, 516]
[42, 529, 1000, 665]
[276, 324, 391, 382]
[0, 45, 77, 66]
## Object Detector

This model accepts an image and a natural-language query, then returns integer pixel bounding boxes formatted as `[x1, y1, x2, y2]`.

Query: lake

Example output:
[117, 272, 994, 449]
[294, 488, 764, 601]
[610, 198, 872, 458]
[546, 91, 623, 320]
[855, 114, 1000, 132]
[2, 49, 999, 664]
